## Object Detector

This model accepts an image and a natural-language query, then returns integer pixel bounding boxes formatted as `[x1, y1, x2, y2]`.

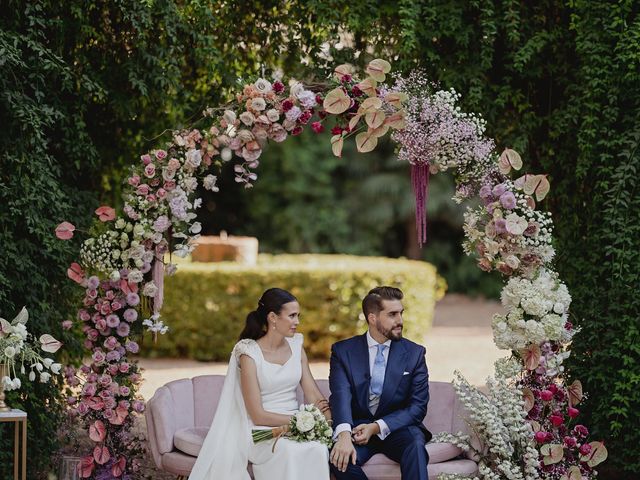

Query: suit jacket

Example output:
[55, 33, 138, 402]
[329, 333, 432, 442]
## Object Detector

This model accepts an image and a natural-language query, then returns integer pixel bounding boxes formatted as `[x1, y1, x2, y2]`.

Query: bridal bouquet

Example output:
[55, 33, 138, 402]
[252, 404, 333, 449]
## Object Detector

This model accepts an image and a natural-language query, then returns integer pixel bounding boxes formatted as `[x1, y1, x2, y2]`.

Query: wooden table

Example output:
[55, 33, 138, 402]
[0, 409, 27, 480]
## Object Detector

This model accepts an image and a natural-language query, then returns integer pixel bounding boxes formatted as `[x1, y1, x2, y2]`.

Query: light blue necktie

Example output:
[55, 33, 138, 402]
[370, 344, 387, 396]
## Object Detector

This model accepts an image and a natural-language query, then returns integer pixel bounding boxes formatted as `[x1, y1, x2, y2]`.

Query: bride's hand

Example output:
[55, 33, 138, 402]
[314, 399, 332, 422]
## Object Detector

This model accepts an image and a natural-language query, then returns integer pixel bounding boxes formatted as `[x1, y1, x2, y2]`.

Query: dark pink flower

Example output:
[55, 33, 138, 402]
[331, 126, 343, 135]
[550, 414, 564, 427]
[311, 121, 324, 134]
[292, 126, 303, 136]
[564, 436, 577, 448]
[540, 390, 554, 401]
[568, 407, 580, 418]
[155, 149, 167, 160]
[579, 443, 592, 455]
[282, 99, 294, 112]
[534, 431, 548, 443]
[341, 74, 352, 83]
[136, 184, 150, 196]
[273, 81, 285, 93]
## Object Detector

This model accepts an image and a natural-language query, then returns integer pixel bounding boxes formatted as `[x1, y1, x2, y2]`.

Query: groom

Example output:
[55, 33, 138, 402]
[329, 286, 431, 480]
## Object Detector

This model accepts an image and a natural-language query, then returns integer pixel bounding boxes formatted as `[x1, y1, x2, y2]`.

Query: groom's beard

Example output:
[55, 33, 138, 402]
[377, 320, 403, 341]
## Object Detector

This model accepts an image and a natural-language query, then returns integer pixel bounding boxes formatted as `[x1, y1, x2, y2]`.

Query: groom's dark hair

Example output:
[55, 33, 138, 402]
[362, 286, 403, 321]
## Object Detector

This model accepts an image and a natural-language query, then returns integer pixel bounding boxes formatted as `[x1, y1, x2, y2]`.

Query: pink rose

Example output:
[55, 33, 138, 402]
[62, 320, 73, 330]
[119, 363, 130, 373]
[145, 194, 157, 203]
[156, 188, 167, 199]
[311, 121, 324, 133]
[136, 184, 150, 196]
[550, 414, 564, 427]
[128, 175, 141, 187]
[83, 383, 97, 396]
[144, 164, 156, 178]
[163, 180, 176, 191]
[140, 154, 152, 165]
[92, 351, 106, 364]
[104, 336, 119, 351]
[132, 400, 145, 413]
[155, 149, 167, 160]
[168, 158, 180, 170]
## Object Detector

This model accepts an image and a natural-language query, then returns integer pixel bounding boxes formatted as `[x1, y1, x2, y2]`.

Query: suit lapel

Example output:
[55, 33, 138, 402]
[348, 333, 371, 413]
[377, 339, 408, 414]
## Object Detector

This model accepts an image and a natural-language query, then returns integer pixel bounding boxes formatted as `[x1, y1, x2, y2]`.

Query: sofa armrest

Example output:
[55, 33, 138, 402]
[147, 386, 178, 455]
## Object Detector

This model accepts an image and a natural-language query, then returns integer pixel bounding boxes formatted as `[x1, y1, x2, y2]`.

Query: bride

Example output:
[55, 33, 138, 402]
[188, 288, 332, 480]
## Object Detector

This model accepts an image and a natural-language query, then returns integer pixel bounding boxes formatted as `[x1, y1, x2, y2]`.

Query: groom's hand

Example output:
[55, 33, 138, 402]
[352, 422, 380, 445]
[330, 431, 357, 472]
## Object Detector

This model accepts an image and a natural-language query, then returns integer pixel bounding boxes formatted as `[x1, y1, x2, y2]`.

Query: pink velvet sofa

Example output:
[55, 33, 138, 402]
[146, 375, 478, 479]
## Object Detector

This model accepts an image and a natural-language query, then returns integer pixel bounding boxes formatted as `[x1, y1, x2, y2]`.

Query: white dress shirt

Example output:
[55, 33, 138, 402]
[334, 331, 392, 440]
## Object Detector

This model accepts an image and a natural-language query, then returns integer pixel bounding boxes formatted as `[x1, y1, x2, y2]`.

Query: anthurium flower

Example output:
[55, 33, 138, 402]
[39, 333, 63, 353]
[67, 262, 85, 284]
[95, 206, 116, 222]
[55, 221, 75, 240]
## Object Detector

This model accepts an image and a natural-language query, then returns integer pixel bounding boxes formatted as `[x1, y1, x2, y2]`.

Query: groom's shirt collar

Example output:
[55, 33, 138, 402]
[366, 330, 392, 349]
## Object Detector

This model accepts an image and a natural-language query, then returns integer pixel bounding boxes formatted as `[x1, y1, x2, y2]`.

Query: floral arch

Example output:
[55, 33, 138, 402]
[50, 59, 607, 479]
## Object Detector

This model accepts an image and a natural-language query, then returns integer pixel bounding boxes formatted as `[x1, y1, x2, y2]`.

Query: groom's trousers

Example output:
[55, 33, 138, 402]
[330, 425, 429, 480]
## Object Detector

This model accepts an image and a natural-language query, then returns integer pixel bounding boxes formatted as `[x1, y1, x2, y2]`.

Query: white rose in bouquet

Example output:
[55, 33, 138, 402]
[294, 411, 316, 433]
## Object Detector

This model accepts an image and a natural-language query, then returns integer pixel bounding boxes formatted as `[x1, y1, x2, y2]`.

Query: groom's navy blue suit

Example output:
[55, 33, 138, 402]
[329, 333, 432, 479]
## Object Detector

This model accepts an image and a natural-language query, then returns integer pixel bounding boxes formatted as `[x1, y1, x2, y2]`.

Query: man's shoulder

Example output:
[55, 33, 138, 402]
[398, 337, 426, 355]
[332, 334, 364, 352]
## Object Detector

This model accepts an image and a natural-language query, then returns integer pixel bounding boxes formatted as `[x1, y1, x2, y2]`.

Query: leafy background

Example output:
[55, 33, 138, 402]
[0, 0, 637, 477]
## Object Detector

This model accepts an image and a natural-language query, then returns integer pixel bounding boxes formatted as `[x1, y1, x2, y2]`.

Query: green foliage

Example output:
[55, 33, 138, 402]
[143, 255, 445, 360]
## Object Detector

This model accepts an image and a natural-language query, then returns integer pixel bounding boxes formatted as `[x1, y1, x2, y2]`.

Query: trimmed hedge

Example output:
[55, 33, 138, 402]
[142, 254, 445, 360]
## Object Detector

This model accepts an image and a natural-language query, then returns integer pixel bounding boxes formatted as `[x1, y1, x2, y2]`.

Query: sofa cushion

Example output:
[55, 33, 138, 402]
[426, 442, 464, 463]
[174, 426, 208, 457]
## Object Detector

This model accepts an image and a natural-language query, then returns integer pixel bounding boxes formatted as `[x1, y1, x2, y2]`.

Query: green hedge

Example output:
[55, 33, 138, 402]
[142, 254, 445, 360]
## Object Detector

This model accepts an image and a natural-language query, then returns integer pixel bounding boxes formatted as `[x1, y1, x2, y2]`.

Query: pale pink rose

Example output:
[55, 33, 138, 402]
[140, 154, 152, 165]
[79, 310, 91, 322]
[119, 363, 130, 373]
[251, 97, 266, 111]
[136, 184, 150, 196]
[145, 194, 157, 203]
[144, 164, 156, 178]
[242, 147, 262, 162]
[478, 258, 492, 272]
[266, 109, 280, 122]
[104, 336, 119, 351]
[111, 300, 122, 311]
[83, 383, 97, 396]
[128, 175, 141, 187]
[156, 188, 167, 199]
[505, 255, 520, 270]
[62, 320, 73, 330]
[163, 180, 176, 191]
[269, 124, 288, 142]
[168, 158, 180, 170]
[155, 149, 167, 160]
[239, 111, 255, 126]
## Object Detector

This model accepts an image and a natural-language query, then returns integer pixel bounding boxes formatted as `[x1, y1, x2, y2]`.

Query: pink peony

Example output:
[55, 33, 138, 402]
[123, 309, 137, 322]
[55, 221, 75, 240]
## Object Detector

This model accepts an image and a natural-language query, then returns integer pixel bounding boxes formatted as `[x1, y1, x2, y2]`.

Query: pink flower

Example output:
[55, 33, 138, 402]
[144, 164, 156, 178]
[125, 341, 139, 354]
[111, 300, 123, 311]
[104, 336, 119, 351]
[55, 222, 75, 240]
[568, 407, 580, 418]
[579, 443, 592, 455]
[564, 436, 577, 448]
[311, 121, 324, 134]
[126, 293, 140, 306]
[106, 350, 121, 362]
[331, 126, 343, 135]
[153, 215, 170, 233]
[105, 314, 120, 328]
[163, 180, 176, 191]
[156, 188, 167, 199]
[83, 383, 97, 396]
[62, 320, 73, 330]
[116, 322, 130, 337]
[282, 99, 294, 112]
[67, 262, 86, 284]
[92, 350, 106, 364]
[492, 183, 507, 197]
[534, 431, 548, 443]
[78, 309, 91, 322]
[499, 191, 516, 210]
[136, 184, 150, 196]
[292, 126, 303, 136]
[132, 400, 145, 413]
[540, 390, 554, 401]
[140, 154, 152, 165]
[155, 149, 167, 160]
[168, 158, 180, 170]
[120, 386, 130, 396]
[341, 74, 353, 83]
[95, 206, 116, 222]
[298, 110, 313, 124]
[550, 414, 564, 427]
[119, 363, 130, 373]
[123, 309, 137, 322]
[128, 175, 141, 187]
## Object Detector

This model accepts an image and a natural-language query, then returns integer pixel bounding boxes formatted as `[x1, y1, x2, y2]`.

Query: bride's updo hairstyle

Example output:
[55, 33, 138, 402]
[239, 288, 297, 340]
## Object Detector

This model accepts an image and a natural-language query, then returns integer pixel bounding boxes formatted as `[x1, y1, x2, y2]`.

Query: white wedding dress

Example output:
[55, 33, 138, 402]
[188, 333, 330, 480]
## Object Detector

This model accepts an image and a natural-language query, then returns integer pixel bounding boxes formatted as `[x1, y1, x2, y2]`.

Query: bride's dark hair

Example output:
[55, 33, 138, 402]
[239, 288, 297, 340]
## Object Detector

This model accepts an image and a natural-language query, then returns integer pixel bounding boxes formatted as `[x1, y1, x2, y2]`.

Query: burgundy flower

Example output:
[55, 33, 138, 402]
[351, 85, 363, 97]
[331, 126, 343, 135]
[311, 122, 325, 134]
[273, 81, 285, 93]
[282, 99, 294, 112]
[291, 126, 303, 136]
[341, 74, 353, 83]
[579, 443, 592, 455]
